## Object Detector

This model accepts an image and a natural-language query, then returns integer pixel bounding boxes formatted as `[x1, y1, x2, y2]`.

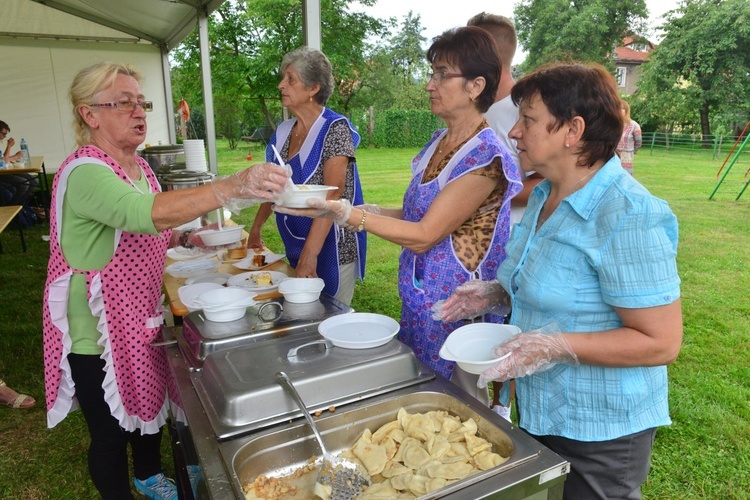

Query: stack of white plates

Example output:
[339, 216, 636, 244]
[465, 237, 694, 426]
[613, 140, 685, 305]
[184, 139, 208, 171]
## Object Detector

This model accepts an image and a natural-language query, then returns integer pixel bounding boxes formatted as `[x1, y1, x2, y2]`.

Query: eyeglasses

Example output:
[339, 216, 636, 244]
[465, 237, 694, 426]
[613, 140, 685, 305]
[0, 130, 7, 137]
[89, 100, 153, 112]
[428, 72, 465, 84]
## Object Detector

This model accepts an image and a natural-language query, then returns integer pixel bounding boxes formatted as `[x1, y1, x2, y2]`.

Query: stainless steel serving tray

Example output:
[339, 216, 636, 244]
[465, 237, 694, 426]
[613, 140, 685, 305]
[221, 386, 559, 499]
[193, 335, 435, 440]
[179, 294, 353, 368]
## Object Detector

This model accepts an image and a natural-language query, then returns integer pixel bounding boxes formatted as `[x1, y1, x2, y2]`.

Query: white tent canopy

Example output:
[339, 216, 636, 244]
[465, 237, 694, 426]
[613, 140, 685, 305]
[0, 0, 321, 172]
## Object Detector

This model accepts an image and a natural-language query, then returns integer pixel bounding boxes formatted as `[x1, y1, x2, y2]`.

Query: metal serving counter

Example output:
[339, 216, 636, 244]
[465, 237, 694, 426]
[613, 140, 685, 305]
[164, 326, 569, 499]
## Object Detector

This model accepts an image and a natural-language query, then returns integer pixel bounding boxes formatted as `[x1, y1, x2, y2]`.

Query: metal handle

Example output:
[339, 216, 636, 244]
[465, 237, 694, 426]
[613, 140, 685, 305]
[274, 371, 328, 456]
[286, 338, 334, 359]
[257, 301, 283, 322]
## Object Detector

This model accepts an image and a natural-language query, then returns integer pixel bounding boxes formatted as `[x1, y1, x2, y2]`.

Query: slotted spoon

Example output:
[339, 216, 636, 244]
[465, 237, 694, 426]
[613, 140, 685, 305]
[274, 371, 370, 499]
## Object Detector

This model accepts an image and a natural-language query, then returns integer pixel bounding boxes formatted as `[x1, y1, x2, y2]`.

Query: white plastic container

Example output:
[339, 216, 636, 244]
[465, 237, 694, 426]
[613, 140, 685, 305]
[276, 185, 337, 208]
[197, 225, 244, 246]
[439, 323, 522, 374]
[194, 287, 257, 322]
[277, 277, 325, 303]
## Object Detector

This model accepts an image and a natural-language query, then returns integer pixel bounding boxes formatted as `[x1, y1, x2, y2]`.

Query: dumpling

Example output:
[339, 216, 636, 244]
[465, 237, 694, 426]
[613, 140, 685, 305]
[351, 431, 388, 475]
[462, 417, 478, 435]
[403, 413, 437, 442]
[448, 442, 472, 461]
[422, 461, 474, 480]
[357, 480, 400, 499]
[372, 421, 399, 444]
[464, 433, 491, 456]
[405, 474, 431, 496]
[474, 450, 510, 471]
[381, 460, 411, 479]
[438, 414, 463, 435]
[400, 440, 433, 469]
[425, 434, 451, 461]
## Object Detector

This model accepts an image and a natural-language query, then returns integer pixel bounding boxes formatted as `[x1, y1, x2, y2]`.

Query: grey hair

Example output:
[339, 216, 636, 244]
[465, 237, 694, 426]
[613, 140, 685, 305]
[280, 47, 334, 105]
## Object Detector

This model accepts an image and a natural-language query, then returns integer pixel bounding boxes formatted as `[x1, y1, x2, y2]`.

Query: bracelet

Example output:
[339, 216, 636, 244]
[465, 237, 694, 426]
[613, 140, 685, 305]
[179, 228, 196, 248]
[356, 210, 367, 232]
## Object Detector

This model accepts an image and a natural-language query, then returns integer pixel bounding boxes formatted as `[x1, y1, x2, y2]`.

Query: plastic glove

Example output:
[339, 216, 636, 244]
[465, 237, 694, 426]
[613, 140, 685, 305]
[432, 280, 510, 322]
[212, 163, 289, 215]
[272, 197, 353, 227]
[477, 322, 578, 388]
[339, 204, 381, 231]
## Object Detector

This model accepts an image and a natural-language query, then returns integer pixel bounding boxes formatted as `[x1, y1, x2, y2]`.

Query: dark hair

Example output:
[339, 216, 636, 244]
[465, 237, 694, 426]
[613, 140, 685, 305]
[0, 120, 9, 132]
[427, 26, 500, 113]
[511, 63, 622, 167]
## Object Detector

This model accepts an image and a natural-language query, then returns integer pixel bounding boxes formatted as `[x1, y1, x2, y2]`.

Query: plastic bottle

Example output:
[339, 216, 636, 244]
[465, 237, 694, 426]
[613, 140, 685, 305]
[20, 138, 30, 166]
[0, 157, 6, 169]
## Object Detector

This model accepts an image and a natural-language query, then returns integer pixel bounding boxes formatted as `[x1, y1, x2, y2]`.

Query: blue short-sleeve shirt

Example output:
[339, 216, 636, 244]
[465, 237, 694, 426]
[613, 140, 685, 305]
[498, 155, 681, 441]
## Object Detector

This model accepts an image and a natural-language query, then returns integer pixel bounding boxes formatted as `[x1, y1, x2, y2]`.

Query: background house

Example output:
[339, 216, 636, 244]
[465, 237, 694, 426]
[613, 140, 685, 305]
[614, 36, 654, 95]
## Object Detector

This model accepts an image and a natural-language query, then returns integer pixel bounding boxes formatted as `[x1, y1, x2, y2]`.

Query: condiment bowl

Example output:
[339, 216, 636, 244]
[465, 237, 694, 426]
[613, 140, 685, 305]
[194, 287, 257, 322]
[278, 277, 325, 303]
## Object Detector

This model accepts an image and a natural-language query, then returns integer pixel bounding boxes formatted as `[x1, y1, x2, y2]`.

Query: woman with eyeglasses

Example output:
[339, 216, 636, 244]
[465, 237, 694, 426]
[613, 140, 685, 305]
[247, 47, 366, 305]
[275, 27, 523, 402]
[42, 62, 289, 499]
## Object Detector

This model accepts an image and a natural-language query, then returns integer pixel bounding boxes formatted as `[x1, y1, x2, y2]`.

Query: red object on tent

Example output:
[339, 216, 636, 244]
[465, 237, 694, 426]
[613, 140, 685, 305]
[177, 99, 190, 122]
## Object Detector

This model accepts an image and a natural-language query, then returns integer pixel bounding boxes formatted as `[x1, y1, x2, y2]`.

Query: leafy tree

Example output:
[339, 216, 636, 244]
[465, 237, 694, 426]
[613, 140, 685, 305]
[513, 0, 648, 70]
[170, 0, 389, 144]
[635, 0, 750, 140]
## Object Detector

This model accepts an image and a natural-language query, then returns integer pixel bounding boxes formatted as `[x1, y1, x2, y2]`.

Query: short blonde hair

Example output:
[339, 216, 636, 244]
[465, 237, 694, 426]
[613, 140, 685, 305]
[69, 62, 143, 147]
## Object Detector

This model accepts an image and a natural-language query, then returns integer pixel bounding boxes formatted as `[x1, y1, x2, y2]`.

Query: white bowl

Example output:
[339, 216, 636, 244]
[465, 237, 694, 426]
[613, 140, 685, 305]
[439, 323, 521, 374]
[194, 287, 257, 322]
[277, 185, 337, 208]
[197, 225, 244, 246]
[318, 313, 400, 349]
[278, 277, 325, 303]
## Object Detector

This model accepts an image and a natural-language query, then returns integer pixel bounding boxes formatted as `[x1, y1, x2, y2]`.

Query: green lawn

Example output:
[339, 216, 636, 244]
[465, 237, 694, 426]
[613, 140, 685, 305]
[0, 142, 748, 498]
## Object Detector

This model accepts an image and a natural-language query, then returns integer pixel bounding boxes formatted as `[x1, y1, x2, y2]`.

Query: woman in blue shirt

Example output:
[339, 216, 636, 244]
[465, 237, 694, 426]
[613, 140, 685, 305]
[439, 63, 683, 499]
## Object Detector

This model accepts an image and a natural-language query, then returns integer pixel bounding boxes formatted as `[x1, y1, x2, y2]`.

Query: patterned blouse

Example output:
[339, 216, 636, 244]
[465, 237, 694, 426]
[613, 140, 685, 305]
[422, 120, 509, 271]
[281, 120, 358, 264]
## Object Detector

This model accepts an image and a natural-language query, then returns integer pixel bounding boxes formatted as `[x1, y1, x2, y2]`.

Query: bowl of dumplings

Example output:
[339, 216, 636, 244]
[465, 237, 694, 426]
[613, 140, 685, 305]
[439, 323, 521, 374]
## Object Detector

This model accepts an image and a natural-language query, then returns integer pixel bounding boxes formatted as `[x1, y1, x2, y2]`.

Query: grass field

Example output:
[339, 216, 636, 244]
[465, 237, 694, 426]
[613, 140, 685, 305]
[0, 141, 748, 498]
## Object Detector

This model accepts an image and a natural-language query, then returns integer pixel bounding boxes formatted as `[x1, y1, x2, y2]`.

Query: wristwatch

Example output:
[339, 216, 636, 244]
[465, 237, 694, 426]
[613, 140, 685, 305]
[356, 211, 367, 232]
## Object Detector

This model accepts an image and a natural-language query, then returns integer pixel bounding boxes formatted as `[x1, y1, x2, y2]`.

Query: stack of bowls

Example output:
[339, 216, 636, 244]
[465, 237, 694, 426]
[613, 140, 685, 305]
[183, 139, 208, 171]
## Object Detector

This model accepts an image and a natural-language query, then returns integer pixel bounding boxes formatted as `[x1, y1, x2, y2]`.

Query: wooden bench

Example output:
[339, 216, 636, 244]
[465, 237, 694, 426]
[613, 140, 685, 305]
[0, 205, 27, 253]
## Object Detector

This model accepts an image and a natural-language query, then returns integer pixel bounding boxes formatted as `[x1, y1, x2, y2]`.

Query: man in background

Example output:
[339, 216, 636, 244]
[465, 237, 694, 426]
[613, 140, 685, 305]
[467, 13, 543, 227]
[0, 120, 38, 207]
[467, 13, 544, 422]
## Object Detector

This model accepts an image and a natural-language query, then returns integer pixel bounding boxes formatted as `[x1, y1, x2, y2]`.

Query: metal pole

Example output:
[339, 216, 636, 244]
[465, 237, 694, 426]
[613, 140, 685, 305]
[198, 9, 218, 174]
[302, 0, 322, 49]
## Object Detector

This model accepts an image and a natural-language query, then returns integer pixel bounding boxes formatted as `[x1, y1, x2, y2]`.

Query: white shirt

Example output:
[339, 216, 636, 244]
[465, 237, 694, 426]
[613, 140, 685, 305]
[485, 95, 528, 226]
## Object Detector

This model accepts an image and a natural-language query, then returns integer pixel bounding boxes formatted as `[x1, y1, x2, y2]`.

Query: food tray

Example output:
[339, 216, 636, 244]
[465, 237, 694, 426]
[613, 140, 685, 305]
[193, 336, 434, 439]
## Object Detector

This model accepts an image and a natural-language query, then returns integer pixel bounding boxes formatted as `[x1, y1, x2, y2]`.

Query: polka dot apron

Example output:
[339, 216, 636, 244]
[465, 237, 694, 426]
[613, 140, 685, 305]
[43, 146, 171, 434]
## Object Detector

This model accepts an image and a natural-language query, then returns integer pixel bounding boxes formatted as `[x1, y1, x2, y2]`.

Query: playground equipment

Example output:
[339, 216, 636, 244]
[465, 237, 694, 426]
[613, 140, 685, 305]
[709, 120, 750, 200]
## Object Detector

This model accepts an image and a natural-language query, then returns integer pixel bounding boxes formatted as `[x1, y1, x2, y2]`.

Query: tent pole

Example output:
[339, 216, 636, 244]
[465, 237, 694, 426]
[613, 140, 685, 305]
[161, 47, 177, 145]
[198, 8, 218, 174]
[302, 0, 322, 49]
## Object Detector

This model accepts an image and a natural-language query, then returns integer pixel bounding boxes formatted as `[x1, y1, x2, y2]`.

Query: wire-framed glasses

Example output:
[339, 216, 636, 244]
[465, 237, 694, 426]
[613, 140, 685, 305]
[89, 100, 153, 112]
[428, 72, 465, 84]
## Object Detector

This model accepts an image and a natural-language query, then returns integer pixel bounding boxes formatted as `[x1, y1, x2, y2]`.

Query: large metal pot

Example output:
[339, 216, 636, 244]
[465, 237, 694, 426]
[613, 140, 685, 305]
[140, 144, 185, 172]
[160, 171, 215, 191]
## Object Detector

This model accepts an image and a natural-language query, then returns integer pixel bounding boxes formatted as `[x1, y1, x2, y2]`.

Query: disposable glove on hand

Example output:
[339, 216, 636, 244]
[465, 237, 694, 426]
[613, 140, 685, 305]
[477, 323, 578, 388]
[273, 197, 353, 226]
[212, 163, 289, 215]
[432, 280, 510, 322]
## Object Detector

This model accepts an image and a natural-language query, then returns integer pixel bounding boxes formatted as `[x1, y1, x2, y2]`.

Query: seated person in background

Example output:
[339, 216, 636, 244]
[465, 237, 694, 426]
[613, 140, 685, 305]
[0, 120, 23, 164]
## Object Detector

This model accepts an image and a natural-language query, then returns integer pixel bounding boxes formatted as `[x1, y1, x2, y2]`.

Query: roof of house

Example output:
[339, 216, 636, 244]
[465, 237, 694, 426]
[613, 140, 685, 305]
[614, 35, 654, 64]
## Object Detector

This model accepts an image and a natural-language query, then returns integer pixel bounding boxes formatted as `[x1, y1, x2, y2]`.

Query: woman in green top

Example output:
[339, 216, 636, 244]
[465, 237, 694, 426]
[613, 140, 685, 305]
[42, 62, 289, 500]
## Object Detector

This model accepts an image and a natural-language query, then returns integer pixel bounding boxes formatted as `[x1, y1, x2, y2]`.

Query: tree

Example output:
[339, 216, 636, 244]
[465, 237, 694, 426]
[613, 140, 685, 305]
[635, 0, 750, 140]
[170, 0, 390, 144]
[514, 0, 648, 70]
